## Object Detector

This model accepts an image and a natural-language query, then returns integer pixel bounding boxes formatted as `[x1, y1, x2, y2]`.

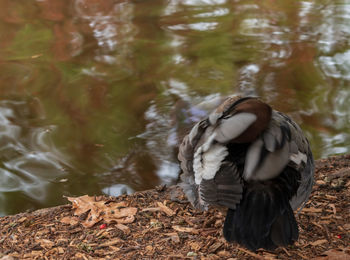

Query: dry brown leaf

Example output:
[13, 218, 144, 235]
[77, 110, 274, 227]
[141, 207, 161, 213]
[65, 195, 137, 228]
[172, 225, 199, 234]
[60, 216, 79, 225]
[313, 249, 350, 260]
[103, 206, 137, 225]
[156, 201, 175, 216]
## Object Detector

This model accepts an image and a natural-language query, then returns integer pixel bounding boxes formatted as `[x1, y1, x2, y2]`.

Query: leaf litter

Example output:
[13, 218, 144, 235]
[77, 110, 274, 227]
[64, 195, 137, 228]
[0, 155, 349, 259]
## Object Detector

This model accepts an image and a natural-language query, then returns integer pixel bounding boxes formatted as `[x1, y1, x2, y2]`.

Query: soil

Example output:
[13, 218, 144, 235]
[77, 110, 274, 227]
[0, 155, 349, 260]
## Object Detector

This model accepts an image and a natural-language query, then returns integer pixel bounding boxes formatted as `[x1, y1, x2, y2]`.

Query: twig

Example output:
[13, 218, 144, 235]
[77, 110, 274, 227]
[236, 247, 265, 260]
[282, 247, 291, 256]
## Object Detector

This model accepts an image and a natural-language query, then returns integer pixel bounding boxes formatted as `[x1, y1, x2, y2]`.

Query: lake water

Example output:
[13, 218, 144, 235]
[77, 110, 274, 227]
[0, 0, 349, 216]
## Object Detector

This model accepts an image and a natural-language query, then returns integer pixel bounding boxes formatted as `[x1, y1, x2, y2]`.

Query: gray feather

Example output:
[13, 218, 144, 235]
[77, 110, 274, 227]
[177, 96, 314, 214]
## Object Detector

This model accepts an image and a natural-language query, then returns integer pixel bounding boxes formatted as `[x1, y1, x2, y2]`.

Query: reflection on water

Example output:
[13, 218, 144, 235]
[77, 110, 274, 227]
[0, 0, 349, 216]
[0, 100, 70, 215]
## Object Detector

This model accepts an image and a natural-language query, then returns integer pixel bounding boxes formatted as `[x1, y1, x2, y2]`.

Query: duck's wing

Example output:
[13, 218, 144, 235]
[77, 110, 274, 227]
[278, 112, 314, 210]
[243, 111, 314, 209]
[178, 118, 243, 211]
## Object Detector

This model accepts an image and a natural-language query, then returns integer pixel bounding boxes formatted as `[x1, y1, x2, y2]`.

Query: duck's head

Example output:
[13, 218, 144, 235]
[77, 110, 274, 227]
[209, 95, 272, 143]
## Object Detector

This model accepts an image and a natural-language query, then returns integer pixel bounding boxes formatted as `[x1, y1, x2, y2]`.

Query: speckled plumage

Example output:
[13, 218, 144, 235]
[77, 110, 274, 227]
[178, 95, 314, 251]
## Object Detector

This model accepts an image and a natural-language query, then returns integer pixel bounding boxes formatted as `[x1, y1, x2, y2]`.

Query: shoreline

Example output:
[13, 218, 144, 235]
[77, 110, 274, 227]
[0, 155, 349, 259]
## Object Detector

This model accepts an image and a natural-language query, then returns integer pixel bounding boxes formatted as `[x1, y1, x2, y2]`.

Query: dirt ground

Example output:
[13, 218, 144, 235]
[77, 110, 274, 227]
[0, 155, 349, 260]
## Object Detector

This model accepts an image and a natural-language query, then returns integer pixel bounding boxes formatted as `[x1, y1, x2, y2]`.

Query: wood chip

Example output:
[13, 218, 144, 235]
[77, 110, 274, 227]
[189, 241, 202, 251]
[208, 241, 223, 253]
[172, 225, 199, 234]
[310, 239, 328, 246]
[328, 204, 336, 215]
[237, 247, 265, 260]
[302, 207, 323, 213]
[115, 223, 130, 234]
[165, 232, 180, 243]
[39, 239, 54, 249]
[99, 238, 123, 247]
[313, 249, 350, 260]
[157, 202, 175, 216]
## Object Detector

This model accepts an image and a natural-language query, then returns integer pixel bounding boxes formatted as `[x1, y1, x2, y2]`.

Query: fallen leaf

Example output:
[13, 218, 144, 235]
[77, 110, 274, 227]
[65, 195, 137, 228]
[103, 206, 137, 225]
[141, 207, 161, 213]
[60, 216, 79, 225]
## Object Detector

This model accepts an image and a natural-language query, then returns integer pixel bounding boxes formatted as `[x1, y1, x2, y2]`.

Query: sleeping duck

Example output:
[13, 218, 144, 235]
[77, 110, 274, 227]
[178, 95, 314, 251]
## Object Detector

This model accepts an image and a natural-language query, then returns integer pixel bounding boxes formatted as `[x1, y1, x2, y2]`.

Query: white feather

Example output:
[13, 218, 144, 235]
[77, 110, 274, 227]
[290, 151, 307, 165]
[193, 144, 228, 185]
[215, 112, 257, 143]
[243, 138, 263, 180]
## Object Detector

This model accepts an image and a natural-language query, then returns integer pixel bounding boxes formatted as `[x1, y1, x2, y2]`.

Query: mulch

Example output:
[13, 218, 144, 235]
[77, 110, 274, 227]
[0, 155, 349, 260]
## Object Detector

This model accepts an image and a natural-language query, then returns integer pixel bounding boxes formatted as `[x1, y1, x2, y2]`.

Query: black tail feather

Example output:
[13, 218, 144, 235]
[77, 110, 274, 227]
[223, 171, 299, 251]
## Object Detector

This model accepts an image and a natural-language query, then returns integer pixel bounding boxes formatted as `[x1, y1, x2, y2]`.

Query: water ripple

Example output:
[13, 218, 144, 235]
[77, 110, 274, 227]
[0, 100, 71, 214]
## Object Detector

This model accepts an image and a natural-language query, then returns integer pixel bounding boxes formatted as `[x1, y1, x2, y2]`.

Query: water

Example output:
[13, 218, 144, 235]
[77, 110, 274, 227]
[0, 0, 349, 216]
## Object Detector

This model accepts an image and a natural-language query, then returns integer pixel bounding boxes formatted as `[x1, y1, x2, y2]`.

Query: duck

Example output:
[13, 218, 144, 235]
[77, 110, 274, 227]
[178, 95, 314, 251]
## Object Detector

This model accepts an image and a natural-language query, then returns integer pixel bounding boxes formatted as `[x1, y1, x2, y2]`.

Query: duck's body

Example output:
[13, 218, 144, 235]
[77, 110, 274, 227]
[178, 95, 314, 251]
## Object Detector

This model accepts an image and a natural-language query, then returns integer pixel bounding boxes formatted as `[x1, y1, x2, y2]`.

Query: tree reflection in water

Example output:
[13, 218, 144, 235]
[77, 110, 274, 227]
[0, 0, 349, 215]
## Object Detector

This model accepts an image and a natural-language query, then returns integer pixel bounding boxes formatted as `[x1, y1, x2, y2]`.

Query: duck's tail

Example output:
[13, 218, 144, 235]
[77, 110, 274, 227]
[223, 175, 299, 251]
